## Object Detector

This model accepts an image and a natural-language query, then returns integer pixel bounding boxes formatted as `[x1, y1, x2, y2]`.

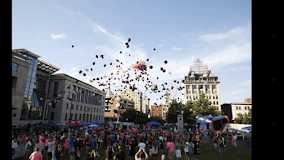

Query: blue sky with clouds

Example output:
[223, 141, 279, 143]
[13, 0, 251, 104]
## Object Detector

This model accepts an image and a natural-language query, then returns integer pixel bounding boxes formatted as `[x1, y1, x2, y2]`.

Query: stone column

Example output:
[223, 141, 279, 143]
[177, 114, 184, 132]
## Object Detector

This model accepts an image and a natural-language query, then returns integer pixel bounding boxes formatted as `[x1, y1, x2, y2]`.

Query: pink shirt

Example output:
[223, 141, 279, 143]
[29, 151, 42, 160]
[64, 139, 69, 149]
[166, 142, 175, 153]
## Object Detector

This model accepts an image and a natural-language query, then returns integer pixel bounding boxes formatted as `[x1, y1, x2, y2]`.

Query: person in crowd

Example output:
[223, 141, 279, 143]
[135, 148, 148, 160]
[175, 139, 182, 160]
[166, 137, 175, 160]
[29, 147, 42, 160]
[232, 133, 238, 147]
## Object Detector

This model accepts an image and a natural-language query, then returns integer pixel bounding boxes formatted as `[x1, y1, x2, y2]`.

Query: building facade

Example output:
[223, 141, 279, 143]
[142, 96, 150, 114]
[47, 74, 105, 124]
[104, 94, 135, 120]
[162, 91, 172, 120]
[12, 50, 30, 126]
[120, 89, 143, 112]
[150, 104, 163, 118]
[183, 59, 220, 110]
[12, 49, 59, 126]
[221, 101, 252, 122]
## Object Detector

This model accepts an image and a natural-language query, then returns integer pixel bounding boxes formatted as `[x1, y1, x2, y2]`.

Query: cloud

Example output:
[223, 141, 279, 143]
[203, 42, 251, 69]
[199, 26, 249, 42]
[50, 33, 66, 40]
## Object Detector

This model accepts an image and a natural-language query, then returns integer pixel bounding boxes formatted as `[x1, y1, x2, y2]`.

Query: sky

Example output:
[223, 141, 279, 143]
[13, 0, 251, 104]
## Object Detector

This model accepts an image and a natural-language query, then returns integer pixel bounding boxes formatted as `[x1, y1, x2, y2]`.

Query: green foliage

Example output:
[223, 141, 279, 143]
[166, 99, 195, 125]
[166, 94, 221, 125]
[191, 94, 221, 116]
[120, 108, 149, 124]
[235, 110, 251, 124]
[166, 99, 184, 123]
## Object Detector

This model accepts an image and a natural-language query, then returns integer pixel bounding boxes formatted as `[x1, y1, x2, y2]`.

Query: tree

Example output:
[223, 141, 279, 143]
[191, 94, 221, 116]
[166, 99, 184, 123]
[235, 109, 252, 124]
[183, 101, 196, 125]
[166, 99, 195, 125]
[120, 108, 137, 122]
[120, 108, 149, 124]
[235, 113, 244, 124]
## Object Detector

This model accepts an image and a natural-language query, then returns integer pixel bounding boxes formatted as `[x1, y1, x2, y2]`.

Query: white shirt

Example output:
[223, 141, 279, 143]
[12, 140, 18, 149]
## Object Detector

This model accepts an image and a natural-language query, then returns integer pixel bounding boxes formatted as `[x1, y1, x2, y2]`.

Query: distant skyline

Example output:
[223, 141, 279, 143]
[13, 0, 251, 104]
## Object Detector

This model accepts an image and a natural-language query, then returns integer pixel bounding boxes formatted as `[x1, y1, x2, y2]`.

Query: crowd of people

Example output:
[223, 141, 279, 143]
[12, 123, 246, 160]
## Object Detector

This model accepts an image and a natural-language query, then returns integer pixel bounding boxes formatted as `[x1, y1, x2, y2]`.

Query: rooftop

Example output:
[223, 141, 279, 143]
[13, 48, 40, 59]
[37, 59, 60, 74]
[52, 73, 105, 95]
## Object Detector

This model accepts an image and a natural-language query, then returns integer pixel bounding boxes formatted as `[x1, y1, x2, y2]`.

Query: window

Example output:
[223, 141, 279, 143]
[205, 85, 209, 93]
[66, 103, 69, 110]
[76, 105, 78, 110]
[12, 63, 18, 74]
[74, 114, 77, 120]
[216, 102, 218, 105]
[71, 104, 74, 110]
[65, 113, 68, 120]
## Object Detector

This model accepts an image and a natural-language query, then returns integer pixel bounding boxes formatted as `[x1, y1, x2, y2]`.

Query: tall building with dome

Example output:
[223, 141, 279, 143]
[183, 59, 221, 110]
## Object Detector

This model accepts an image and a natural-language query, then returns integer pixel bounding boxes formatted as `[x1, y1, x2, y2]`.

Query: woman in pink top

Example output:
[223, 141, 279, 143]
[166, 138, 175, 160]
[29, 147, 42, 160]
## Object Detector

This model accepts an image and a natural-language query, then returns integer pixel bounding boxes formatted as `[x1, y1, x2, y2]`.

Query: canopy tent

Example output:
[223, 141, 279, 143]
[212, 115, 229, 121]
[196, 117, 212, 124]
[88, 124, 99, 128]
[147, 121, 161, 126]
